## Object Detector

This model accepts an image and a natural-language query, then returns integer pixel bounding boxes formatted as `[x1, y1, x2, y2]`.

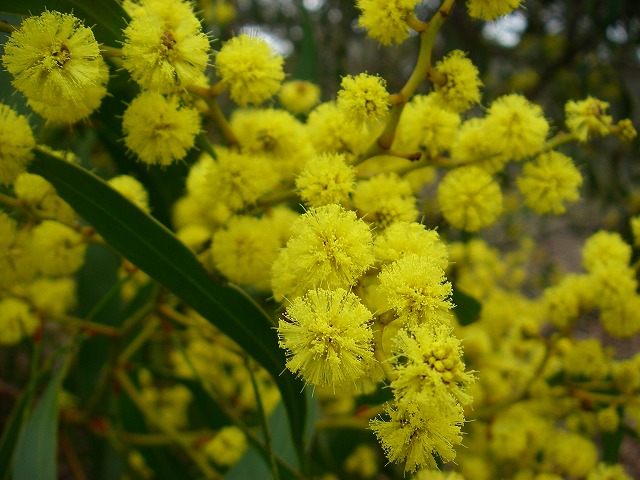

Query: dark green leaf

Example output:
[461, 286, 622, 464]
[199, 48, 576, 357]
[602, 425, 624, 464]
[12, 366, 66, 480]
[1, 0, 129, 46]
[225, 402, 299, 480]
[28, 152, 307, 460]
[0, 374, 41, 480]
[451, 287, 482, 326]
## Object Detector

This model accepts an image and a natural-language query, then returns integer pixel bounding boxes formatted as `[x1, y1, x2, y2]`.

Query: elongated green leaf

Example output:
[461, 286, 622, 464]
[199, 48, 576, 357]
[12, 367, 66, 480]
[1, 0, 129, 45]
[28, 153, 307, 460]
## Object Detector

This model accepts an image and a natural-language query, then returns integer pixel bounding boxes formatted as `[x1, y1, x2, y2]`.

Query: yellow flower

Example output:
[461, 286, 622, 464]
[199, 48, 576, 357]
[107, 175, 151, 213]
[122, 91, 201, 166]
[14, 173, 76, 224]
[337, 73, 389, 125]
[295, 153, 355, 207]
[211, 215, 280, 291]
[2, 11, 106, 117]
[374, 221, 449, 271]
[377, 254, 454, 327]
[356, 0, 422, 46]
[271, 204, 374, 300]
[0, 298, 40, 345]
[450, 118, 507, 174]
[565, 96, 613, 143]
[437, 165, 503, 231]
[432, 50, 483, 113]
[0, 104, 35, 185]
[204, 426, 248, 467]
[278, 80, 321, 115]
[484, 93, 549, 161]
[353, 173, 418, 229]
[466, 0, 521, 21]
[517, 151, 583, 214]
[230, 108, 315, 180]
[215, 34, 284, 106]
[28, 220, 87, 277]
[370, 399, 464, 472]
[306, 101, 372, 157]
[391, 323, 474, 406]
[122, 0, 210, 93]
[197, 148, 279, 212]
[278, 288, 374, 387]
[395, 94, 460, 159]
[581, 230, 631, 272]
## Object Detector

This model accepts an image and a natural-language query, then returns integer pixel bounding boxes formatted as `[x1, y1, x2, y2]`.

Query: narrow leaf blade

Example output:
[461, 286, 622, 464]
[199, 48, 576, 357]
[12, 367, 66, 480]
[28, 153, 307, 458]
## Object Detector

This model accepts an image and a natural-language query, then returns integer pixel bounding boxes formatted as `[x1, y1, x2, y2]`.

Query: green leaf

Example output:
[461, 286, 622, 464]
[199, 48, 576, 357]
[452, 287, 482, 326]
[12, 366, 66, 480]
[28, 152, 307, 461]
[225, 402, 299, 480]
[1, 0, 129, 45]
[0, 372, 42, 480]
[602, 425, 625, 464]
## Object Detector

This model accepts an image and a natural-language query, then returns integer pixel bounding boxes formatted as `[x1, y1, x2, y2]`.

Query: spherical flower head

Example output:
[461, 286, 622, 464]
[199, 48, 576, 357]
[543, 431, 598, 478]
[215, 34, 285, 106]
[353, 173, 418, 229]
[600, 294, 640, 338]
[542, 274, 591, 330]
[295, 153, 355, 207]
[230, 108, 314, 180]
[14, 173, 76, 224]
[344, 445, 378, 479]
[24, 277, 77, 317]
[279, 80, 321, 115]
[391, 323, 475, 406]
[123, 91, 201, 166]
[271, 204, 374, 300]
[278, 288, 374, 387]
[356, 0, 422, 46]
[370, 399, 464, 472]
[121, 0, 210, 93]
[377, 254, 454, 326]
[437, 165, 503, 231]
[582, 230, 631, 272]
[337, 73, 389, 125]
[516, 151, 583, 215]
[615, 118, 637, 143]
[587, 462, 633, 480]
[565, 96, 613, 143]
[450, 118, 507, 174]
[484, 94, 549, 161]
[374, 221, 449, 271]
[211, 215, 280, 290]
[2, 11, 106, 113]
[306, 101, 372, 157]
[107, 175, 151, 213]
[28, 220, 87, 276]
[466, 0, 521, 21]
[0, 104, 35, 185]
[0, 298, 39, 345]
[201, 148, 279, 211]
[0, 214, 36, 288]
[395, 94, 460, 159]
[432, 50, 482, 113]
[27, 56, 109, 123]
[204, 426, 248, 467]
